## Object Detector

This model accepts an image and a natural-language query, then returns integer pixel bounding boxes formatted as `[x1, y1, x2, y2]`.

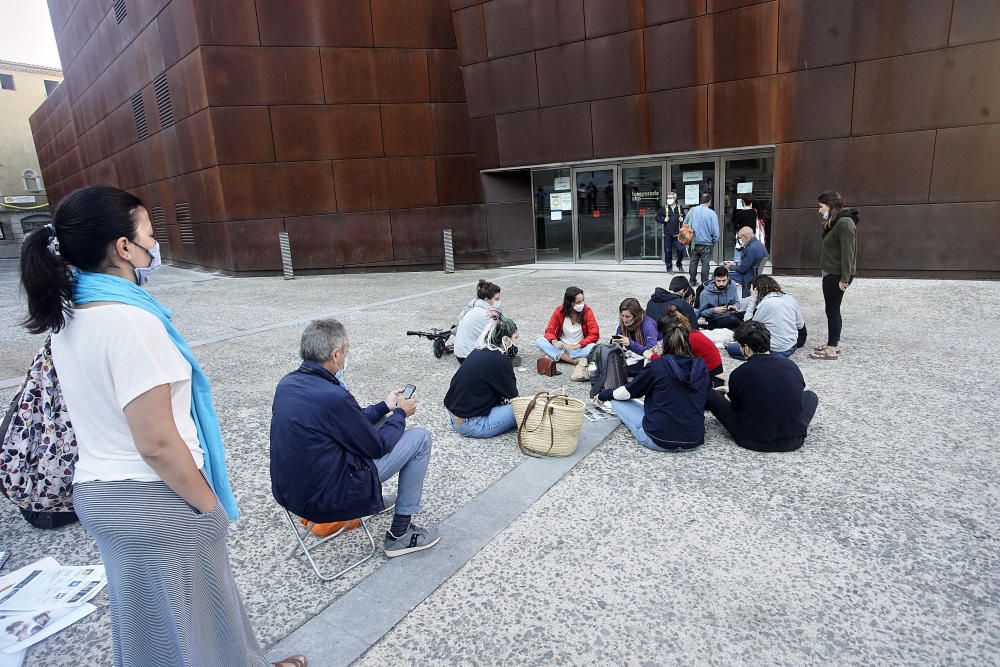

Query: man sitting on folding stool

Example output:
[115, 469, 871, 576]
[270, 318, 441, 558]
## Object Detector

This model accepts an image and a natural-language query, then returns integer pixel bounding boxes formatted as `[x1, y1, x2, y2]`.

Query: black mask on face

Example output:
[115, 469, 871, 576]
[506, 345, 519, 358]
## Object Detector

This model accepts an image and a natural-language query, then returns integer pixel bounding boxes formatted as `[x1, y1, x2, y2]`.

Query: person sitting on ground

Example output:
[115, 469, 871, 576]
[444, 314, 520, 439]
[595, 317, 709, 452]
[698, 266, 742, 330]
[650, 307, 724, 388]
[708, 321, 819, 452]
[536, 286, 599, 368]
[613, 298, 658, 359]
[645, 275, 699, 331]
[453, 279, 502, 363]
[725, 226, 769, 298]
[726, 275, 805, 360]
[271, 319, 441, 558]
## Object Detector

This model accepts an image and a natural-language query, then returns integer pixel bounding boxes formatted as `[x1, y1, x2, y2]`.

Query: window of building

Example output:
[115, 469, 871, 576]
[23, 169, 41, 192]
[0, 74, 14, 90]
[44, 79, 59, 96]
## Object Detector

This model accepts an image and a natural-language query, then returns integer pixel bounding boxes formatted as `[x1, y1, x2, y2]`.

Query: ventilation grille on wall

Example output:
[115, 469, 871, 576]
[176, 203, 194, 244]
[131, 92, 148, 141]
[154, 73, 173, 128]
[113, 0, 127, 24]
[150, 206, 167, 243]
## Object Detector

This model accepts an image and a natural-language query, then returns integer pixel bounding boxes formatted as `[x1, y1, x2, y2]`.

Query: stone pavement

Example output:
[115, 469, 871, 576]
[0, 261, 998, 665]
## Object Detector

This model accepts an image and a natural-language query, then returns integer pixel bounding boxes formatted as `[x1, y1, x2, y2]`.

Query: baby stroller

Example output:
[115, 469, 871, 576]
[406, 325, 456, 359]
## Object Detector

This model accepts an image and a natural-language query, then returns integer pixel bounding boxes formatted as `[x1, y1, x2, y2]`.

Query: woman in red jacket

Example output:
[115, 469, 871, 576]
[651, 306, 724, 387]
[536, 286, 600, 370]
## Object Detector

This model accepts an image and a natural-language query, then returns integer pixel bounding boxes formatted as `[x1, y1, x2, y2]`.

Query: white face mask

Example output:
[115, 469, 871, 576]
[573, 303, 585, 313]
[667, 198, 676, 205]
[821, 210, 830, 220]
[492, 299, 502, 311]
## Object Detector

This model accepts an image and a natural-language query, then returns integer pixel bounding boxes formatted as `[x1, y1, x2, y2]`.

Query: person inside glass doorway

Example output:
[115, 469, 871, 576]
[656, 192, 685, 272]
[685, 193, 719, 285]
[536, 286, 599, 370]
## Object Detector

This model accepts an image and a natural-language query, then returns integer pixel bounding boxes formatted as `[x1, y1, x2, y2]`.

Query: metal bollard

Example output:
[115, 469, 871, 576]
[279, 232, 294, 280]
[442, 228, 455, 274]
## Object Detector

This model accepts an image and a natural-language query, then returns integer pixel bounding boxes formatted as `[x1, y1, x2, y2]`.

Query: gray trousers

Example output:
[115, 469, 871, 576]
[689, 243, 715, 285]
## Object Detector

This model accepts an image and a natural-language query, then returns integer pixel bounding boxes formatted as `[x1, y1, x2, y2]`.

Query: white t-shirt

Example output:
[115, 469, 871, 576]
[561, 317, 584, 344]
[51, 304, 203, 483]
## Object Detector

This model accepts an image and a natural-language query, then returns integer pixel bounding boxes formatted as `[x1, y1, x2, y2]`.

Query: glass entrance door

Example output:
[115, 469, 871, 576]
[574, 167, 617, 262]
[621, 163, 664, 261]
[721, 155, 774, 261]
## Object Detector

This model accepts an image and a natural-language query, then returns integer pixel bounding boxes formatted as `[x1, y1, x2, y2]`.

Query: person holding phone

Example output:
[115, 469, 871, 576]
[271, 319, 441, 558]
[613, 298, 658, 359]
[697, 266, 743, 330]
[444, 314, 520, 439]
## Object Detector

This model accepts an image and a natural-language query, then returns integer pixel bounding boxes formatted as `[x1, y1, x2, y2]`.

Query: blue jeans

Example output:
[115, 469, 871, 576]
[450, 404, 516, 438]
[374, 428, 431, 516]
[610, 400, 699, 453]
[536, 337, 595, 361]
[726, 343, 796, 361]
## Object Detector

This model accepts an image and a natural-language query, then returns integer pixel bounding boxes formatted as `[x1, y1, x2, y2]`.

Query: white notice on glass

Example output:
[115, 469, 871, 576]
[554, 176, 570, 191]
[551, 210, 562, 221]
[549, 194, 561, 211]
[684, 184, 700, 205]
[737, 182, 753, 193]
[683, 171, 703, 182]
[559, 192, 573, 210]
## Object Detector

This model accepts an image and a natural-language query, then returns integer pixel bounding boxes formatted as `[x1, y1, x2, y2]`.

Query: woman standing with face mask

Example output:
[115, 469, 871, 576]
[19, 186, 303, 667]
[811, 191, 859, 361]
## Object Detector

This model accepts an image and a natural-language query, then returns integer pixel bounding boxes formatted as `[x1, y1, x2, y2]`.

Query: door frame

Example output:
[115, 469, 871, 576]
[719, 151, 775, 264]
[619, 161, 667, 263]
[667, 156, 723, 263]
[571, 164, 620, 263]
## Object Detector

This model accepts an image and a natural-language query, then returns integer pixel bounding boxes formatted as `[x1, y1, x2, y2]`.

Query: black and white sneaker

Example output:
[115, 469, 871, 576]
[383, 523, 441, 557]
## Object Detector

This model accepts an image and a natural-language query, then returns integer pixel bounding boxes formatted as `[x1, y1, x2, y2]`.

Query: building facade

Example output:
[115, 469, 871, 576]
[0, 60, 63, 259]
[31, 0, 1000, 277]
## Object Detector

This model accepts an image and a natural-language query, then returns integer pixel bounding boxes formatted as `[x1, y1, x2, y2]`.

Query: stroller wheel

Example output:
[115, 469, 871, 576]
[433, 338, 446, 358]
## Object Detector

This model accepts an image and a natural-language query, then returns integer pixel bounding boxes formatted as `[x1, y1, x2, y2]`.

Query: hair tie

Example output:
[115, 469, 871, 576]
[45, 226, 61, 257]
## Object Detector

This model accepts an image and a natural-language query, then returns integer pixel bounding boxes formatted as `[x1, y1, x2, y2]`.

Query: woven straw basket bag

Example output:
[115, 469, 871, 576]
[511, 391, 586, 457]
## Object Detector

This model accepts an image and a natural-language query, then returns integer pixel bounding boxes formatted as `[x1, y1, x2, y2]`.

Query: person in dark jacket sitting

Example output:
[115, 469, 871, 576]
[595, 317, 709, 452]
[706, 321, 819, 453]
[444, 314, 520, 438]
[270, 319, 441, 558]
[725, 226, 769, 298]
[645, 276, 699, 330]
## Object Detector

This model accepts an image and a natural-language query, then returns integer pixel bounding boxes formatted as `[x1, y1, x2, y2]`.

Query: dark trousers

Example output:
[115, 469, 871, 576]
[706, 390, 819, 452]
[703, 312, 743, 330]
[689, 243, 714, 285]
[663, 235, 685, 269]
[822, 273, 846, 347]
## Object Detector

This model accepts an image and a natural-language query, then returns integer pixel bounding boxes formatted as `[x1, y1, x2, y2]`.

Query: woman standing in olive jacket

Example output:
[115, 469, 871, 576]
[811, 191, 858, 360]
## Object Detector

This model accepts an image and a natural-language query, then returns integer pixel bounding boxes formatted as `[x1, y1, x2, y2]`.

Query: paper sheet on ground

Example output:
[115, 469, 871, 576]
[1, 604, 97, 654]
[0, 563, 105, 612]
[0, 648, 24, 667]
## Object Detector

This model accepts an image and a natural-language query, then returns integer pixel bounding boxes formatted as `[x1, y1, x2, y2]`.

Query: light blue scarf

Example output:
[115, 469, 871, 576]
[73, 271, 239, 520]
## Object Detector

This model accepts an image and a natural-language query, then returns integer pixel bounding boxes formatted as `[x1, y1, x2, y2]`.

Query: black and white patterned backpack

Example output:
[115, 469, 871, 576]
[1, 337, 79, 518]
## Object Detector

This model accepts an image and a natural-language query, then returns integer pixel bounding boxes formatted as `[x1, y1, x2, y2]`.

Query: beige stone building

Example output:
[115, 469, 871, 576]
[0, 60, 62, 259]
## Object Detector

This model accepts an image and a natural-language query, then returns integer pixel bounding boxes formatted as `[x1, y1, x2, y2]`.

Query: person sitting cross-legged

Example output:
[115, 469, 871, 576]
[536, 286, 600, 376]
[595, 317, 709, 452]
[444, 314, 520, 439]
[698, 266, 743, 330]
[725, 275, 806, 360]
[707, 321, 819, 453]
[270, 319, 441, 558]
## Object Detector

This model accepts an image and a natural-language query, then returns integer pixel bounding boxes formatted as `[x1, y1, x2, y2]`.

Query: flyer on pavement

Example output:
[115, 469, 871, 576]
[0, 563, 105, 612]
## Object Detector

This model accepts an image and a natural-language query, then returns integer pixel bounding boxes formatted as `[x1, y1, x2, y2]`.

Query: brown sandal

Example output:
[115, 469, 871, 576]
[273, 656, 307, 667]
[809, 348, 839, 360]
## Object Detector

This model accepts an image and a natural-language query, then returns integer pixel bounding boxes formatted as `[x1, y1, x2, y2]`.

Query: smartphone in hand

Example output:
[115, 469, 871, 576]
[401, 384, 416, 399]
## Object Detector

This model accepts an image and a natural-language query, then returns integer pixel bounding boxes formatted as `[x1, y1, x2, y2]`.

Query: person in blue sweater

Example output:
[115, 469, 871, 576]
[707, 321, 819, 452]
[698, 266, 743, 330]
[725, 227, 769, 298]
[685, 193, 720, 286]
[270, 319, 441, 558]
[613, 298, 659, 358]
[596, 316, 709, 451]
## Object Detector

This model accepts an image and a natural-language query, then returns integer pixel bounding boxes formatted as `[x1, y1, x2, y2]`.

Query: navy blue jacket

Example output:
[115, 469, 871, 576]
[270, 361, 406, 522]
[599, 354, 709, 448]
[730, 237, 769, 296]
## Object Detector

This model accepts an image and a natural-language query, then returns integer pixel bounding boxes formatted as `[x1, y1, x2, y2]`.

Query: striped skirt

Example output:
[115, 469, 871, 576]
[73, 479, 267, 667]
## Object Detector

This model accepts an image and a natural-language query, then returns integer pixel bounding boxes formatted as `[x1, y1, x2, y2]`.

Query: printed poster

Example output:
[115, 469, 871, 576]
[737, 182, 753, 193]
[684, 184, 700, 205]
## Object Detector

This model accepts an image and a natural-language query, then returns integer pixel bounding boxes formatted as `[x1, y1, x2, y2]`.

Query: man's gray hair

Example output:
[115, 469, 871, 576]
[300, 319, 347, 362]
